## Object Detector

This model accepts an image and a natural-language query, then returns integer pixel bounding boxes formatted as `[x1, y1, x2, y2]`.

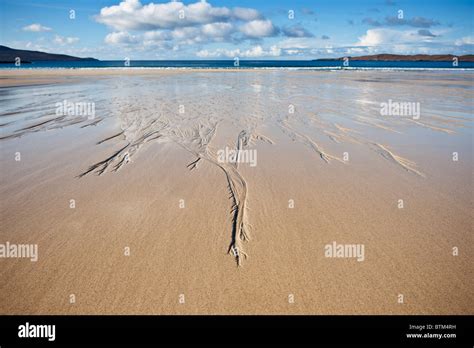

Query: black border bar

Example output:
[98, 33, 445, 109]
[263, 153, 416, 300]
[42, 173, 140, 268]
[0, 315, 472, 346]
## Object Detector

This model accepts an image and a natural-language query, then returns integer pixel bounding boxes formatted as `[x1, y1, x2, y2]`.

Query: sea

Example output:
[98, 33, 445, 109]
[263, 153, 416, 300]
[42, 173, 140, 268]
[1, 60, 473, 70]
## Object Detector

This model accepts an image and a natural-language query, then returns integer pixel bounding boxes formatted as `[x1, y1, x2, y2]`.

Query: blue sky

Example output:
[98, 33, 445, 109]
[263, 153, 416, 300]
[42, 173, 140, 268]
[1, 0, 473, 59]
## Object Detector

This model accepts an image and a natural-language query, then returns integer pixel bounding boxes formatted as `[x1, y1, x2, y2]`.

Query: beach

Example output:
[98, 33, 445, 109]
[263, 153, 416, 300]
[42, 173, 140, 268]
[0, 68, 472, 314]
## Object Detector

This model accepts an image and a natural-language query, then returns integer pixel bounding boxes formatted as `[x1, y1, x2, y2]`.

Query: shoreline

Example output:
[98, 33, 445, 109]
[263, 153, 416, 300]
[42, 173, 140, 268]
[1, 66, 473, 72]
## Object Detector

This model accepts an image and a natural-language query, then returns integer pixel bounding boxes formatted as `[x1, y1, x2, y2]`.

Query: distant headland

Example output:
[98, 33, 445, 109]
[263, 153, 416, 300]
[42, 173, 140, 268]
[0, 45, 98, 63]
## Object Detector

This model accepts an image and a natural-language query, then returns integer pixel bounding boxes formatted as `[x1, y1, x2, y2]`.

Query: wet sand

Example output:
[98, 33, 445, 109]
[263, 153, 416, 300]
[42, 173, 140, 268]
[0, 68, 472, 314]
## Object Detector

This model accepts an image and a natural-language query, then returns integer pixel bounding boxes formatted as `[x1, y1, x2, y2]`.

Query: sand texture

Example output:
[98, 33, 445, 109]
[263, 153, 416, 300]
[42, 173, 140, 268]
[0, 69, 472, 314]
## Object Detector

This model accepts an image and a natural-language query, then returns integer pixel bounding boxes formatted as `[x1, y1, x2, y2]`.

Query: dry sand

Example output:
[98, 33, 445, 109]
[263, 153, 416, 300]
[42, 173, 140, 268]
[0, 68, 472, 314]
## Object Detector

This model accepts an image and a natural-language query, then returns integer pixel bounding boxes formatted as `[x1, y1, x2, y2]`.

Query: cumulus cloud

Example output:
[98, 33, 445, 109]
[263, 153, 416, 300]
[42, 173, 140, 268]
[107, 22, 236, 48]
[355, 28, 448, 53]
[97, 0, 282, 49]
[171, 27, 202, 42]
[232, 7, 260, 21]
[239, 19, 277, 38]
[105, 31, 139, 44]
[201, 22, 234, 39]
[22, 23, 52, 32]
[96, 0, 260, 31]
[357, 28, 413, 46]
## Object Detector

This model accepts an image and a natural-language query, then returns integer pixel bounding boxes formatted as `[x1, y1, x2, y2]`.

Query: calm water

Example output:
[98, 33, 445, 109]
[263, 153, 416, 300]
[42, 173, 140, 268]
[1, 60, 473, 70]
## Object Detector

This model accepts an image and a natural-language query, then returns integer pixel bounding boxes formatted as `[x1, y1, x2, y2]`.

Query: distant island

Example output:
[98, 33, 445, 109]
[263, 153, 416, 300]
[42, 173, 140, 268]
[0, 45, 98, 63]
[314, 54, 474, 62]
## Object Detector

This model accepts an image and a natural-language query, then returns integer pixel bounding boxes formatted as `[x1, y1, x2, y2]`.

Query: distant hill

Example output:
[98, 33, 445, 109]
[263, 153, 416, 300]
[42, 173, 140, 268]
[0, 45, 98, 63]
[314, 54, 474, 62]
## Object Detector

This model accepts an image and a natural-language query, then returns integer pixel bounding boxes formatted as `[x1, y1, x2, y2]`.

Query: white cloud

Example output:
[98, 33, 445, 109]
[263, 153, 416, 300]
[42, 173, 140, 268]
[232, 7, 260, 21]
[455, 36, 474, 46]
[22, 23, 52, 32]
[53, 35, 79, 45]
[97, 0, 278, 49]
[239, 19, 277, 38]
[96, 0, 259, 31]
[357, 28, 398, 46]
[356, 28, 438, 47]
[105, 31, 139, 44]
[201, 22, 233, 38]
[109, 22, 235, 47]
[344, 28, 473, 56]
[143, 30, 172, 41]
[171, 27, 202, 41]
